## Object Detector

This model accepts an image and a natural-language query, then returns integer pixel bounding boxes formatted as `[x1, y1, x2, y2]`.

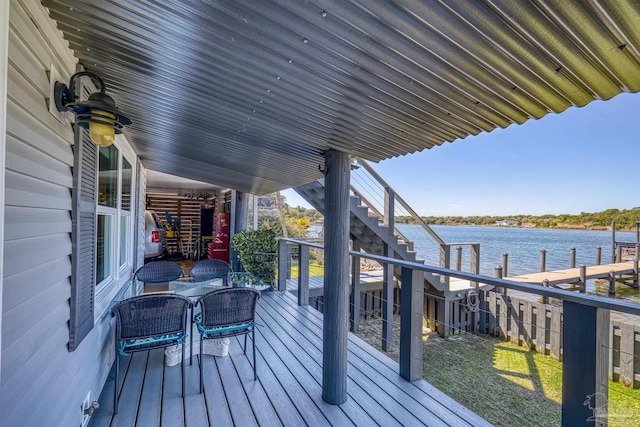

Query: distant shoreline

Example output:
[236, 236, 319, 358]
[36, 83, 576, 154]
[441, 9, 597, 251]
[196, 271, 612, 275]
[424, 223, 638, 233]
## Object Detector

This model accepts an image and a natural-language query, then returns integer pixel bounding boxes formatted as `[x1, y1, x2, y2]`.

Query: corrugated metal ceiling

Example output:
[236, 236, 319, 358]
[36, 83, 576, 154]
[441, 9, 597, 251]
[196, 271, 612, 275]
[42, 0, 640, 194]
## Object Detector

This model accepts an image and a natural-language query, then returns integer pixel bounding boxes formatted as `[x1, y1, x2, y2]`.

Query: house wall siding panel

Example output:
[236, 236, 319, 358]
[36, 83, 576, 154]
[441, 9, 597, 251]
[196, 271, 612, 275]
[2, 257, 70, 309]
[4, 205, 71, 240]
[0, 2, 126, 426]
[6, 134, 73, 186]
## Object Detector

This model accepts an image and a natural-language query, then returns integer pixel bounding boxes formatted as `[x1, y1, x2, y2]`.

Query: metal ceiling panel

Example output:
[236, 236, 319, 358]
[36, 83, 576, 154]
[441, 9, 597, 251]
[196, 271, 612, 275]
[42, 0, 640, 194]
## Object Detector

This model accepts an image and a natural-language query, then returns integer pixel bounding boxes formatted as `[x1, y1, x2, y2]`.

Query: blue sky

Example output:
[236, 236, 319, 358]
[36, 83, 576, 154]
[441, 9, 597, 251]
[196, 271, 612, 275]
[283, 92, 640, 216]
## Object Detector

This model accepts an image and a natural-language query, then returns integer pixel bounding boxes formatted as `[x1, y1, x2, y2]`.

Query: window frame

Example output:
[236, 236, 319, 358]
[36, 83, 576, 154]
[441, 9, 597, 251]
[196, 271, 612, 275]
[93, 136, 136, 320]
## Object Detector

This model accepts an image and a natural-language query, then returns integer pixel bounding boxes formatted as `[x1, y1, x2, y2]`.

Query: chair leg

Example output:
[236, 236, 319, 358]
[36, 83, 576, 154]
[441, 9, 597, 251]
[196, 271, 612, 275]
[243, 334, 247, 354]
[181, 340, 185, 398]
[190, 306, 194, 366]
[252, 329, 257, 381]
[199, 335, 204, 394]
[114, 350, 119, 414]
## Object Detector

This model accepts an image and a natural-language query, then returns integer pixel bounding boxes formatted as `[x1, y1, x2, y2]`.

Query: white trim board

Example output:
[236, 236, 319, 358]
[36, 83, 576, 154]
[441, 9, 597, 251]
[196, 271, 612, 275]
[0, 0, 12, 380]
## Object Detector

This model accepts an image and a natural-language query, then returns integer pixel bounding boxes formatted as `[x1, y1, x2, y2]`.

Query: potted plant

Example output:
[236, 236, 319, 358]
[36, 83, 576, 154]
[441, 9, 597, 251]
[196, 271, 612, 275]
[231, 229, 277, 288]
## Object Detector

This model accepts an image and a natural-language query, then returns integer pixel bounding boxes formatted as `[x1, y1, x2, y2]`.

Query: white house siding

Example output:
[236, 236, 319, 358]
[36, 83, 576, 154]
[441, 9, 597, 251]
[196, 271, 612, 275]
[0, 1, 137, 426]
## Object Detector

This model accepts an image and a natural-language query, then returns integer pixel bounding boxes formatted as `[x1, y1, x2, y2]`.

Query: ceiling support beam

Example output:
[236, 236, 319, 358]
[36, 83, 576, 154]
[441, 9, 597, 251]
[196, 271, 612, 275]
[322, 149, 351, 405]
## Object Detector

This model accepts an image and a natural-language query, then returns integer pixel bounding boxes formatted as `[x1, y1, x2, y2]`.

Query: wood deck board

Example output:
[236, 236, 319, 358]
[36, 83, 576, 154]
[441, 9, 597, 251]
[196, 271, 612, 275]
[112, 351, 147, 426]
[257, 296, 378, 426]
[200, 354, 233, 426]
[259, 293, 426, 426]
[268, 291, 488, 427]
[90, 291, 491, 427]
[255, 306, 356, 426]
[136, 349, 163, 427]
[183, 358, 209, 427]
[160, 350, 185, 426]
[226, 338, 283, 427]
[215, 345, 259, 427]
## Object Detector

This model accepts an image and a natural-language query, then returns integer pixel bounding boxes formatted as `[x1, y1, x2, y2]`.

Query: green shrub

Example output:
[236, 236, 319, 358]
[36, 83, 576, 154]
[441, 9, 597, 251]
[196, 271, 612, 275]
[231, 229, 277, 285]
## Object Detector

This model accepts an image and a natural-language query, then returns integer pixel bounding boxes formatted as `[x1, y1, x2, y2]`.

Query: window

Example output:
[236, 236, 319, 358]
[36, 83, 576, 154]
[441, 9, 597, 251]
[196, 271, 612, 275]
[95, 143, 135, 313]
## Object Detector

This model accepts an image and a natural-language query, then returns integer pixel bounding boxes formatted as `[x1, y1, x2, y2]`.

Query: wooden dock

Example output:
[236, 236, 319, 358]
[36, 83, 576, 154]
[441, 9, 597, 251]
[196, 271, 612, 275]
[505, 261, 639, 287]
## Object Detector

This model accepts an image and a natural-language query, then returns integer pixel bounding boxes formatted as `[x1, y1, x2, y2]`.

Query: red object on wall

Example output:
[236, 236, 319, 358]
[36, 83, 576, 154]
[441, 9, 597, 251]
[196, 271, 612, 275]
[209, 212, 230, 262]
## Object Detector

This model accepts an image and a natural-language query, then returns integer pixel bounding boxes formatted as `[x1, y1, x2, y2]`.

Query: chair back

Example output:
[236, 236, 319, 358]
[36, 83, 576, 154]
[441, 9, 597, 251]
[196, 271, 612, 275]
[112, 294, 190, 341]
[189, 259, 232, 282]
[134, 261, 184, 283]
[198, 288, 260, 331]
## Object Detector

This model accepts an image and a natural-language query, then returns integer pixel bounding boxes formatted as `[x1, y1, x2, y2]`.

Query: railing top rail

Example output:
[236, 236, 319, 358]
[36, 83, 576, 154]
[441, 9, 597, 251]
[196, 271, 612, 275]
[278, 238, 640, 316]
[442, 242, 481, 247]
[354, 158, 445, 245]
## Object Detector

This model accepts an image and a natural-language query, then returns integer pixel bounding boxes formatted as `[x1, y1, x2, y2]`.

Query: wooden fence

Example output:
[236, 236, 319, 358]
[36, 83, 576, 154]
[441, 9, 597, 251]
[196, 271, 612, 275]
[427, 291, 640, 388]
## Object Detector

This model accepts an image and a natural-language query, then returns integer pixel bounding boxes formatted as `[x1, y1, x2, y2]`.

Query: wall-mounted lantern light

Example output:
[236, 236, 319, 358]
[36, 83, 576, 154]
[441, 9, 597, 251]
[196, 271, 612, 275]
[54, 71, 131, 147]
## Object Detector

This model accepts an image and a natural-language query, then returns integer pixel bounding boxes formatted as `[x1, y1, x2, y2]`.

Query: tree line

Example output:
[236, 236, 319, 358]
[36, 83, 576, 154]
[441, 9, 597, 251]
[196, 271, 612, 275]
[395, 207, 640, 231]
[275, 192, 640, 233]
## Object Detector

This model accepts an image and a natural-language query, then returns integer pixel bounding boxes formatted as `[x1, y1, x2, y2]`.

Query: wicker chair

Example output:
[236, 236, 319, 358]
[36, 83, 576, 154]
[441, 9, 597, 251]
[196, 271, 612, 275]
[194, 288, 261, 393]
[188, 259, 232, 284]
[111, 294, 191, 412]
[134, 260, 184, 286]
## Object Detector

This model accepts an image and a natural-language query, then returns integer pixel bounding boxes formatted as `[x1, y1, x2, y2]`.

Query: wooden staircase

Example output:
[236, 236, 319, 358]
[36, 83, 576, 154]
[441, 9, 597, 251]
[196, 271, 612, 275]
[294, 179, 447, 292]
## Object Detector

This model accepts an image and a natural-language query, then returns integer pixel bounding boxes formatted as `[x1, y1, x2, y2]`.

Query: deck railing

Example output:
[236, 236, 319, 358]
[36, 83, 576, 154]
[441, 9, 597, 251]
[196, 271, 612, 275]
[277, 237, 640, 427]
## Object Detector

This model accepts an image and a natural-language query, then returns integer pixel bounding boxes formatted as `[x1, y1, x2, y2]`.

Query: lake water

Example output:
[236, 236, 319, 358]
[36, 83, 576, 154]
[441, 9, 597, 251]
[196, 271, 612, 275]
[396, 224, 640, 303]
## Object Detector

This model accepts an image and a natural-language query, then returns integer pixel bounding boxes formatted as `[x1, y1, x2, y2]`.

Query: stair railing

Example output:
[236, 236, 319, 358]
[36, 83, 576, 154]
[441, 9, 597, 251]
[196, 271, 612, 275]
[351, 158, 479, 281]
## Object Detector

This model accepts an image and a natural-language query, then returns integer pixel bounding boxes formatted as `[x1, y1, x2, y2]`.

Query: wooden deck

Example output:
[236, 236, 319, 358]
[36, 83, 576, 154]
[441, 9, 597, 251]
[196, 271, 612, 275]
[90, 290, 490, 426]
[505, 261, 638, 286]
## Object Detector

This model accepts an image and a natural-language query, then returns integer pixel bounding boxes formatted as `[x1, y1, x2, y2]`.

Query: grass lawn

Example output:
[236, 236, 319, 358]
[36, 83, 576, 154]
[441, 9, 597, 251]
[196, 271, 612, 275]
[290, 262, 324, 277]
[355, 319, 640, 427]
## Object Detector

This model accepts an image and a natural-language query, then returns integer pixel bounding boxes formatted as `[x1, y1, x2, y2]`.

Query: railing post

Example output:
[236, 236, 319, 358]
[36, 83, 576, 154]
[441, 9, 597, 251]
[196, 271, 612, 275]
[561, 302, 609, 426]
[579, 264, 587, 293]
[277, 239, 289, 291]
[570, 247, 576, 269]
[382, 243, 394, 351]
[384, 187, 395, 236]
[595, 246, 601, 266]
[399, 266, 423, 382]
[634, 244, 639, 288]
[616, 245, 622, 264]
[298, 244, 310, 306]
[455, 246, 462, 271]
[540, 249, 547, 272]
[542, 279, 549, 304]
[502, 253, 509, 278]
[611, 221, 616, 263]
[608, 270, 616, 295]
[440, 243, 451, 289]
[470, 244, 480, 288]
[495, 265, 505, 296]
[350, 241, 361, 332]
